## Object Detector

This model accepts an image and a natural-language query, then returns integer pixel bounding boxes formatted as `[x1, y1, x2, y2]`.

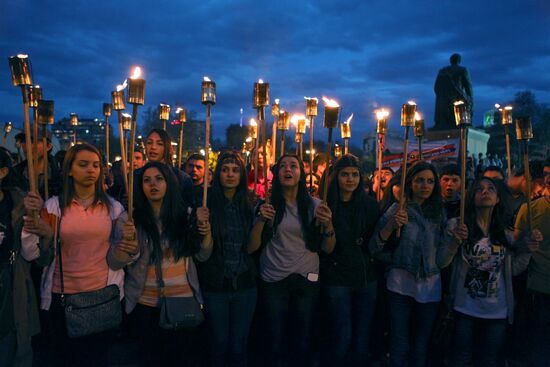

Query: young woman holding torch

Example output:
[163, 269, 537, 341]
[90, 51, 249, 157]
[369, 161, 446, 367]
[322, 154, 381, 366]
[248, 154, 335, 367]
[21, 143, 137, 367]
[109, 161, 212, 367]
[196, 152, 257, 367]
[437, 177, 541, 367]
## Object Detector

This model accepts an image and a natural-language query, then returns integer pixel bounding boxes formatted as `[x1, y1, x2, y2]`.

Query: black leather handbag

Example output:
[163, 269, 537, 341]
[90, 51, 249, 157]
[155, 256, 204, 330]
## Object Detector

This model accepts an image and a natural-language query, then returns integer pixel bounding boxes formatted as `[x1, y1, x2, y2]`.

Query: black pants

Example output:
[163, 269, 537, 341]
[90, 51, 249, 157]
[128, 303, 198, 367]
[49, 293, 115, 367]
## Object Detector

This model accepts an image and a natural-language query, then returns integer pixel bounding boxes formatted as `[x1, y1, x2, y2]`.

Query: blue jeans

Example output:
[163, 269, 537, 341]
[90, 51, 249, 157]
[260, 274, 320, 367]
[203, 287, 257, 367]
[324, 282, 377, 366]
[449, 311, 506, 367]
[387, 290, 439, 367]
[529, 290, 550, 367]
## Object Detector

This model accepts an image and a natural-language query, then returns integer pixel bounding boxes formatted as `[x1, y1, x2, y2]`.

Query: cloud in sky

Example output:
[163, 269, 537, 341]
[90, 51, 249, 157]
[1, 0, 549, 146]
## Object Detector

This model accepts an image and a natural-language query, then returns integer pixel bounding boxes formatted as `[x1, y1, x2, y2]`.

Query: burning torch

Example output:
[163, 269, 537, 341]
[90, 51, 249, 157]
[253, 79, 270, 202]
[271, 99, 280, 164]
[292, 114, 307, 160]
[29, 85, 42, 174]
[516, 116, 534, 231]
[414, 113, 424, 160]
[159, 103, 170, 131]
[126, 66, 146, 221]
[305, 97, 318, 190]
[37, 100, 54, 199]
[321, 96, 340, 202]
[397, 101, 416, 237]
[111, 85, 129, 196]
[454, 100, 472, 226]
[499, 104, 514, 176]
[201, 76, 216, 207]
[103, 103, 112, 170]
[8, 54, 38, 203]
[375, 109, 389, 202]
[340, 113, 353, 155]
[278, 110, 290, 157]
[176, 107, 187, 168]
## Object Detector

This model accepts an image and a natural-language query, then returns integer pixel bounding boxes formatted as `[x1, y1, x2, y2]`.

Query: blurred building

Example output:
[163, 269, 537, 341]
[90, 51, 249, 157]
[52, 117, 111, 150]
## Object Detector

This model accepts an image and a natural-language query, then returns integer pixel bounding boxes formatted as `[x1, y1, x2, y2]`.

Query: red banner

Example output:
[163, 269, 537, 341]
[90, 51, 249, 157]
[382, 143, 457, 168]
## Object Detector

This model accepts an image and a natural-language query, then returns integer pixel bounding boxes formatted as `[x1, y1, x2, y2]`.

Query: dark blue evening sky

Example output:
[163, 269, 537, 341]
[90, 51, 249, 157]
[1, 0, 549, 145]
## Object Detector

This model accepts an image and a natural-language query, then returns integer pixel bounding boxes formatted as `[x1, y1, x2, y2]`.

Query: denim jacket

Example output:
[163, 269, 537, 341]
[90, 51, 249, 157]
[370, 202, 445, 278]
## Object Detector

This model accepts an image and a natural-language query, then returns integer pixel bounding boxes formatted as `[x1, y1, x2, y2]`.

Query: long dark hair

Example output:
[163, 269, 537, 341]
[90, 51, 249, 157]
[380, 173, 401, 212]
[134, 161, 195, 263]
[0, 147, 16, 190]
[327, 154, 366, 239]
[209, 152, 252, 247]
[464, 177, 509, 247]
[270, 154, 315, 241]
[145, 129, 173, 165]
[404, 161, 443, 222]
[60, 143, 111, 215]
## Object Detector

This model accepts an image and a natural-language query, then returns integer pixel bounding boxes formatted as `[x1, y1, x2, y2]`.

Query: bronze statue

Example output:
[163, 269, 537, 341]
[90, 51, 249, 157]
[434, 53, 473, 130]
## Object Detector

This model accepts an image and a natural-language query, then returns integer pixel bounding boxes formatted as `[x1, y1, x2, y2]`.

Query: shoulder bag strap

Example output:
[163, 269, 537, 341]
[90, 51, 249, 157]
[154, 248, 165, 298]
[56, 216, 66, 305]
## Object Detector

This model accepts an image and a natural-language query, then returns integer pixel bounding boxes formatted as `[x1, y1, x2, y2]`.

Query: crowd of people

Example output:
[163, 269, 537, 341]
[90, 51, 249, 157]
[0, 128, 549, 367]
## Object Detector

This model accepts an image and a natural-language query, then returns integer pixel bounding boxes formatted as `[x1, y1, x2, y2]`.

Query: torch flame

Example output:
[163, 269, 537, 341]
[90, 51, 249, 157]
[16, 54, 28, 59]
[116, 79, 128, 91]
[249, 118, 257, 127]
[275, 98, 280, 105]
[495, 103, 501, 109]
[291, 114, 306, 126]
[344, 113, 354, 125]
[203, 76, 211, 82]
[504, 105, 513, 111]
[407, 100, 416, 106]
[454, 100, 465, 106]
[304, 96, 319, 103]
[122, 113, 132, 118]
[258, 79, 264, 84]
[245, 137, 253, 143]
[376, 109, 390, 120]
[175, 107, 183, 113]
[322, 96, 339, 107]
[415, 112, 422, 120]
[130, 67, 142, 79]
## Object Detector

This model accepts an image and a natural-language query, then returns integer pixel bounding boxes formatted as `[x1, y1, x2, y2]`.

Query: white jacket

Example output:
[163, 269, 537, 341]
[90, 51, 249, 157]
[21, 196, 125, 310]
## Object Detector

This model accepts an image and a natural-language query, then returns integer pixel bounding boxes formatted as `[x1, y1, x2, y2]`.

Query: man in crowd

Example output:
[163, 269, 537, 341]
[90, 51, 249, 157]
[439, 164, 461, 218]
[184, 153, 206, 208]
[132, 149, 146, 170]
[13, 130, 61, 199]
[482, 165, 505, 181]
[514, 159, 550, 367]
